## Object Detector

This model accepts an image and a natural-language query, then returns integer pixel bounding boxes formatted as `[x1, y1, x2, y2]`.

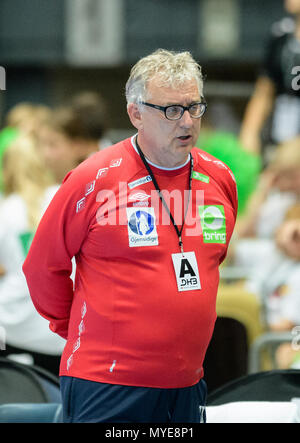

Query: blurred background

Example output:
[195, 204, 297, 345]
[0, 0, 285, 138]
[1, 0, 300, 398]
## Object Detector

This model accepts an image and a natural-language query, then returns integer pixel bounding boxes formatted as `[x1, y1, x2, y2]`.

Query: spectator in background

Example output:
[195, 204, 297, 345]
[0, 102, 51, 195]
[269, 205, 300, 330]
[245, 203, 300, 332]
[70, 90, 112, 152]
[37, 99, 112, 185]
[273, 216, 300, 370]
[244, 206, 300, 372]
[0, 126, 19, 195]
[239, 0, 300, 156]
[5, 102, 51, 138]
[222, 207, 300, 370]
[228, 137, 300, 272]
[0, 104, 45, 281]
[0, 134, 65, 375]
[37, 106, 91, 184]
[236, 136, 300, 240]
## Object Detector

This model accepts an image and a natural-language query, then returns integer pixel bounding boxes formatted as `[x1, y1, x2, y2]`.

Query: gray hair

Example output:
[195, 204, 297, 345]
[125, 49, 204, 105]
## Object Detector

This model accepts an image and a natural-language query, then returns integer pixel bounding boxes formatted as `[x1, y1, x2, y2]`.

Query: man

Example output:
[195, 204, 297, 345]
[23, 49, 237, 423]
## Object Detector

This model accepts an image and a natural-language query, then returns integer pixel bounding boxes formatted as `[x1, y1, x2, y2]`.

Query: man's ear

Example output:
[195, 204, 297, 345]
[127, 103, 143, 130]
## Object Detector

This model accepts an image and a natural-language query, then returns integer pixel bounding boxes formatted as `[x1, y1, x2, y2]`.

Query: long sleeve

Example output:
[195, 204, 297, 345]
[23, 166, 96, 339]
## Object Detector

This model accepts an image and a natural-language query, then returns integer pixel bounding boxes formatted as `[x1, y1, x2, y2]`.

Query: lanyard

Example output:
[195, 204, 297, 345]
[135, 138, 193, 253]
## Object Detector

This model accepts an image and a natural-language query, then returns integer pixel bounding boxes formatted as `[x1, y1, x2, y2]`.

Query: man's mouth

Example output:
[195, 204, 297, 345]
[177, 135, 192, 142]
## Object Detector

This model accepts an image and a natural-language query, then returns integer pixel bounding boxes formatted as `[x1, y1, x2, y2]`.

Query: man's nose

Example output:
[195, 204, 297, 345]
[179, 110, 193, 127]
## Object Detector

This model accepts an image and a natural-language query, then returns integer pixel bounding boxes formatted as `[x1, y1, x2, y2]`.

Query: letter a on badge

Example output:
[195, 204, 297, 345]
[179, 258, 196, 278]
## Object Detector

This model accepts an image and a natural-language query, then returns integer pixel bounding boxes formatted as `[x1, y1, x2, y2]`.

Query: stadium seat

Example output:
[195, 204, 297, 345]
[248, 330, 295, 373]
[0, 403, 62, 423]
[0, 357, 61, 403]
[216, 282, 264, 345]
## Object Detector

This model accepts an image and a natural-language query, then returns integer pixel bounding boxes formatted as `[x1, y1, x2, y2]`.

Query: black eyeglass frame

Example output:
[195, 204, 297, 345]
[140, 100, 207, 120]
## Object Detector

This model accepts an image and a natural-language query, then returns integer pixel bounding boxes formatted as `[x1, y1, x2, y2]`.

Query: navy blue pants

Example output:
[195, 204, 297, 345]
[60, 376, 207, 423]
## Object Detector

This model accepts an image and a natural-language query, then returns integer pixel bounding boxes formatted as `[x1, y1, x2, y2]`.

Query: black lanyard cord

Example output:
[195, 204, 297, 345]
[135, 137, 193, 252]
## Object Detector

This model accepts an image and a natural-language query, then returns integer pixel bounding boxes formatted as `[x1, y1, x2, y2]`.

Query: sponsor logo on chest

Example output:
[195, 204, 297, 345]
[198, 205, 226, 244]
[126, 207, 158, 247]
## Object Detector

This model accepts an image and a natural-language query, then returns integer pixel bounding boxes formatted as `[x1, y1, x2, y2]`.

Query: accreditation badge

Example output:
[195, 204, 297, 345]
[171, 251, 201, 292]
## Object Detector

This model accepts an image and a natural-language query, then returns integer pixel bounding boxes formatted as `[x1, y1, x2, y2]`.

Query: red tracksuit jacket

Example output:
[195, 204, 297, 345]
[23, 137, 237, 388]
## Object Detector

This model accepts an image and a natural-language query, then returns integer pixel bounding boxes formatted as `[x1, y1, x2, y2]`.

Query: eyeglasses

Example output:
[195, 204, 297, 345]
[140, 100, 207, 121]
